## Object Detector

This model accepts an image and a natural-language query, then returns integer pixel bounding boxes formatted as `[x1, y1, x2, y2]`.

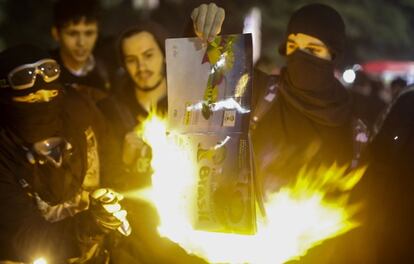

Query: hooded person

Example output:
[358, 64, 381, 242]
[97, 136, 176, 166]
[98, 21, 171, 190]
[0, 44, 79, 205]
[246, 3, 362, 194]
[0, 45, 64, 144]
[0, 44, 129, 263]
[115, 21, 169, 123]
[189, 3, 360, 189]
[0, 44, 107, 204]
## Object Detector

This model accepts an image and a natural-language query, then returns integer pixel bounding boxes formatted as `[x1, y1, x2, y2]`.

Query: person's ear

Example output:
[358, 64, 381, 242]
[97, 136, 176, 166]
[51, 27, 60, 42]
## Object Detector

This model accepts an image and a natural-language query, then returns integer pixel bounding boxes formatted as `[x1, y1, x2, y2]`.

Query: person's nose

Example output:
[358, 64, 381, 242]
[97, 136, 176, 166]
[76, 34, 86, 47]
[136, 57, 147, 71]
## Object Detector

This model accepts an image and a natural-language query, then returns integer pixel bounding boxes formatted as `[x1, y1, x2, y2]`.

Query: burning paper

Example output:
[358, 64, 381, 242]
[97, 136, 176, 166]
[166, 34, 256, 234]
[125, 114, 365, 264]
[122, 34, 366, 264]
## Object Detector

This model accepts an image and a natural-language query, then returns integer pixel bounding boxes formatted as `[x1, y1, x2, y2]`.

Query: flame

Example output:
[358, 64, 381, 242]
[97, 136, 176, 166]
[124, 113, 366, 264]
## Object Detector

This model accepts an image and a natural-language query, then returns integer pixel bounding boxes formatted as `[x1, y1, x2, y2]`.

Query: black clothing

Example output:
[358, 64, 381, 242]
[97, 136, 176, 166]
[106, 79, 208, 264]
[0, 44, 50, 81]
[282, 52, 352, 126]
[51, 49, 112, 110]
[103, 78, 167, 190]
[252, 69, 354, 193]
[356, 87, 414, 262]
[50, 49, 127, 187]
[1, 88, 63, 144]
[279, 3, 345, 58]
[51, 49, 110, 93]
[116, 78, 168, 125]
[0, 88, 106, 262]
[350, 91, 386, 131]
[289, 87, 414, 263]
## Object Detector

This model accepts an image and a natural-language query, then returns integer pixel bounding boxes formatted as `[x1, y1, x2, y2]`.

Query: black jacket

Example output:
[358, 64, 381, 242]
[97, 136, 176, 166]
[290, 87, 414, 264]
[251, 70, 355, 192]
[0, 88, 106, 262]
[353, 86, 414, 262]
[100, 78, 168, 190]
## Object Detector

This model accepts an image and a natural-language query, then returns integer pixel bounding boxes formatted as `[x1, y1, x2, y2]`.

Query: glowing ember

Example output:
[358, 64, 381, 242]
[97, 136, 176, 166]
[123, 113, 366, 264]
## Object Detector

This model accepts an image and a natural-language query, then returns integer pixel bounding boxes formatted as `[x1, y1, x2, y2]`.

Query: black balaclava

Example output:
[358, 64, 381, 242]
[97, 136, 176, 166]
[0, 44, 64, 144]
[279, 3, 345, 58]
[279, 3, 346, 92]
[277, 4, 351, 126]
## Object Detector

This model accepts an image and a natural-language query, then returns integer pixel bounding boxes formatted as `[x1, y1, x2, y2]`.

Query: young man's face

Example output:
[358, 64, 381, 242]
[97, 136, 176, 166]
[52, 18, 98, 68]
[122, 31, 165, 91]
[286, 33, 332, 60]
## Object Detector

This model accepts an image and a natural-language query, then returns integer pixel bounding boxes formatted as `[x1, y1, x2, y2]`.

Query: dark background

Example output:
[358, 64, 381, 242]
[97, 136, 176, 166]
[1, 0, 414, 70]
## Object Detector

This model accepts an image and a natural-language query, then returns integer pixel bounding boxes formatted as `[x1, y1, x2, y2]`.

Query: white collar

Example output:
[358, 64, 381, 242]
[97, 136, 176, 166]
[67, 55, 96, 77]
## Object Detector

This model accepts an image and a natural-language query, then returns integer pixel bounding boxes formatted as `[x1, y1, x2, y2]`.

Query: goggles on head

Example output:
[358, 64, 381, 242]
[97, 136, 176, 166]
[1, 59, 61, 90]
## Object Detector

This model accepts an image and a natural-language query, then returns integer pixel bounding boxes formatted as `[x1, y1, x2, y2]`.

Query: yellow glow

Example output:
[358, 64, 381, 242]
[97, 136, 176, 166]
[12, 89, 59, 103]
[33, 257, 47, 264]
[124, 113, 366, 264]
[234, 73, 249, 98]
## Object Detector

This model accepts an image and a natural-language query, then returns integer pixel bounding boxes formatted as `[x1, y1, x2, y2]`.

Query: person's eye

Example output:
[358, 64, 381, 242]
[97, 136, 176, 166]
[85, 31, 96, 37]
[306, 47, 319, 55]
[66, 31, 78, 37]
[144, 53, 153, 59]
[125, 57, 136, 64]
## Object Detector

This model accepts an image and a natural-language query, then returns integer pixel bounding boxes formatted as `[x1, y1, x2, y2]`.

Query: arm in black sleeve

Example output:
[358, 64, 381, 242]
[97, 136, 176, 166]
[0, 168, 99, 262]
[370, 90, 414, 164]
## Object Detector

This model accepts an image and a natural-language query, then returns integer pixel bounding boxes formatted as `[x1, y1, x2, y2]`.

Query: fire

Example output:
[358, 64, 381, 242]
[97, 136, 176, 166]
[124, 113, 366, 264]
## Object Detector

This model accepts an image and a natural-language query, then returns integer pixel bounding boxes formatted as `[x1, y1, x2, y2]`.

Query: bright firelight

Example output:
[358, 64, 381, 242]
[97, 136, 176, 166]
[123, 113, 366, 264]
[33, 258, 47, 264]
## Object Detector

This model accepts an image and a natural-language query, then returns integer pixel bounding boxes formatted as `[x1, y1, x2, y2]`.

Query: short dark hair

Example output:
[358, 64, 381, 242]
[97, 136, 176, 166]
[53, 0, 100, 30]
[390, 77, 407, 89]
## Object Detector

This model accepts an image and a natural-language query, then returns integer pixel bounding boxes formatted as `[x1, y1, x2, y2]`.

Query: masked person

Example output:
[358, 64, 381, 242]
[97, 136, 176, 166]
[0, 44, 130, 263]
[194, 3, 364, 195]
[294, 84, 414, 264]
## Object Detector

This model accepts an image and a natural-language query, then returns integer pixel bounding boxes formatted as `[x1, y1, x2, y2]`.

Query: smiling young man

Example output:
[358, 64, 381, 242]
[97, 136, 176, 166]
[51, 0, 110, 94]
[105, 7, 225, 262]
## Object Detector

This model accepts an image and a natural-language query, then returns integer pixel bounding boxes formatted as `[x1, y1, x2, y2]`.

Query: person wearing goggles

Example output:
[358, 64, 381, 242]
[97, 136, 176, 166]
[0, 44, 129, 263]
[2, 59, 61, 103]
[6, 59, 60, 90]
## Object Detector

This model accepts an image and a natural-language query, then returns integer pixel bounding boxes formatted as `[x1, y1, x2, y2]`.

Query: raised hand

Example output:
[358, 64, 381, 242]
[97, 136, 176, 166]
[191, 3, 225, 42]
